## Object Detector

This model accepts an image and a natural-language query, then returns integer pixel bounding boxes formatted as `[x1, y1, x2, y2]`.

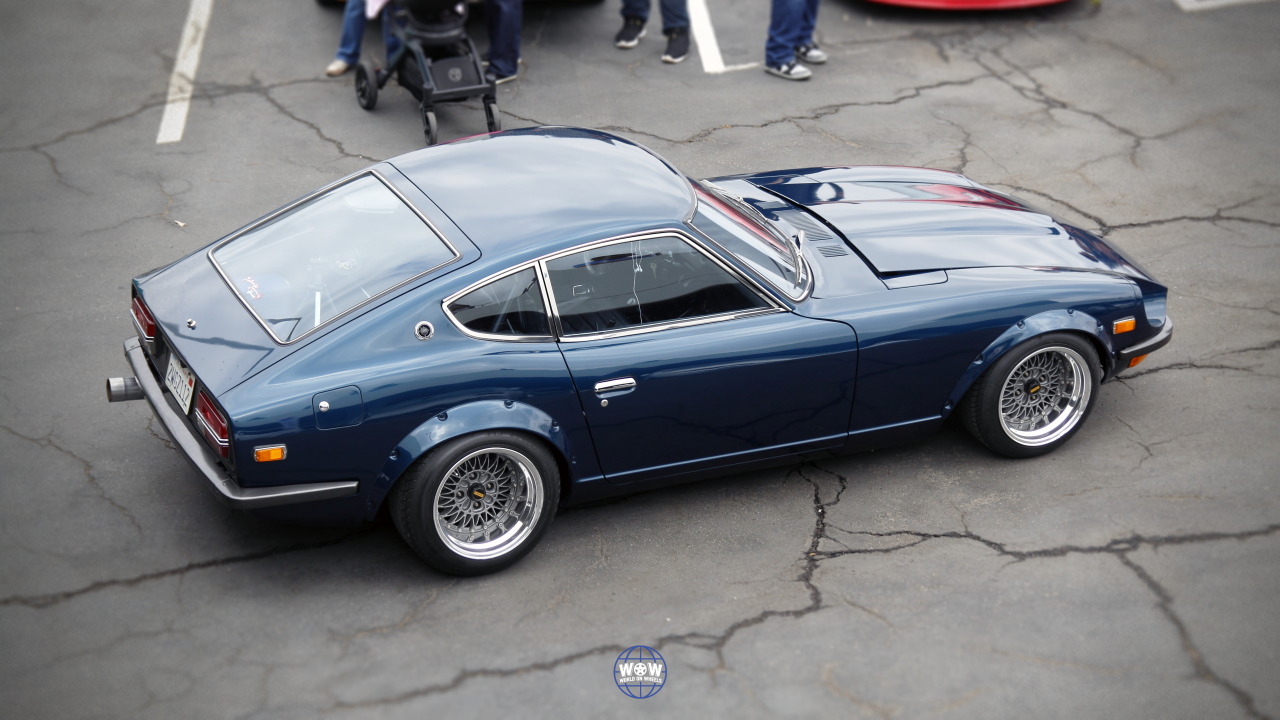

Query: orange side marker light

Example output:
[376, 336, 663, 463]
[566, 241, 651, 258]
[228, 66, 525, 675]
[254, 445, 287, 463]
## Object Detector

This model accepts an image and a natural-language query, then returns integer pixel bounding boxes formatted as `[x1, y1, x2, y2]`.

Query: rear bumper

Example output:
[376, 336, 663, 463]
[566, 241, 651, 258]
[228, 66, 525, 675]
[1117, 318, 1173, 372]
[120, 336, 359, 509]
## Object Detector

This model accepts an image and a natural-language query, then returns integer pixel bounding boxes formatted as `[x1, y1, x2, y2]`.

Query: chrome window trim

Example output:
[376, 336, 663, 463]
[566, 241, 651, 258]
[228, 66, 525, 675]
[553, 306, 784, 343]
[689, 189, 814, 303]
[542, 230, 786, 343]
[442, 263, 556, 343]
[440, 230, 786, 344]
[207, 170, 462, 346]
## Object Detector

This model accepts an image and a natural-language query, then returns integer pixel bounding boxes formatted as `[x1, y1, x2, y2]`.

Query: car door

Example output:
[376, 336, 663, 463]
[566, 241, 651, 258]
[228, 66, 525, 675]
[545, 233, 858, 485]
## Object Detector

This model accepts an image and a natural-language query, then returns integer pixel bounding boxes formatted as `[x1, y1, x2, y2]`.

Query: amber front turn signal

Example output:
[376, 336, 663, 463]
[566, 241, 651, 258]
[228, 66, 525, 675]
[1128, 354, 1149, 368]
[1113, 317, 1136, 334]
[254, 445, 287, 462]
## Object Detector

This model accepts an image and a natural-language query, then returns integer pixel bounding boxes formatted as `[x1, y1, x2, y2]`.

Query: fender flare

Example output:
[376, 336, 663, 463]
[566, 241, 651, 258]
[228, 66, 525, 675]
[943, 309, 1114, 414]
[363, 400, 572, 521]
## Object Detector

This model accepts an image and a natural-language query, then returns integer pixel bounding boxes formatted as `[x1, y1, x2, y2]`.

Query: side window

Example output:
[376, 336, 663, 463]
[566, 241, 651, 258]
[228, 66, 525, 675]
[546, 235, 770, 336]
[447, 267, 550, 338]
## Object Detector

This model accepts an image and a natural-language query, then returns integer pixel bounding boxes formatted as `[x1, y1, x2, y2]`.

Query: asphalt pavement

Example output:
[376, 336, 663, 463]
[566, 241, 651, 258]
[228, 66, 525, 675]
[1, 0, 1278, 717]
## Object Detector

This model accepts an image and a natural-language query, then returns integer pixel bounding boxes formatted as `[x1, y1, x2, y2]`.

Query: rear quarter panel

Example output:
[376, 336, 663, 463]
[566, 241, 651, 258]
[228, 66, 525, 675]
[220, 276, 593, 517]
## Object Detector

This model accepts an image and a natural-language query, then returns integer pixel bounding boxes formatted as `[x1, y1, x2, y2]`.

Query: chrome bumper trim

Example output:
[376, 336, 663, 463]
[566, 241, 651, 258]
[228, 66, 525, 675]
[123, 337, 359, 509]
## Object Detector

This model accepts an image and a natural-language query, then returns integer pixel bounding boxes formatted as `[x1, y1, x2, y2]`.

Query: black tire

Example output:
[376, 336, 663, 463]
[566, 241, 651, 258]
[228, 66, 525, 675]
[391, 432, 559, 575]
[421, 105, 439, 145]
[484, 98, 501, 132]
[960, 333, 1101, 458]
[355, 62, 377, 111]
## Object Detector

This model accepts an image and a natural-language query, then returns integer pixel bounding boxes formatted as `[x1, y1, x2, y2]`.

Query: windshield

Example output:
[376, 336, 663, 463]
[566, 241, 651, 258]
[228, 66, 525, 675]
[689, 184, 809, 300]
[211, 173, 458, 343]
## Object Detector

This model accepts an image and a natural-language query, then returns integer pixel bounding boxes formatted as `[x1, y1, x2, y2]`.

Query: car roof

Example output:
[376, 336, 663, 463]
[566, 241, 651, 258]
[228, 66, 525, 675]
[390, 127, 696, 261]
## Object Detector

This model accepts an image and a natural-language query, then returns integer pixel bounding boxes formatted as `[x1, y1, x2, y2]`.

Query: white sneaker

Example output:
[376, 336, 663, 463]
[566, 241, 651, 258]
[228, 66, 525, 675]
[765, 60, 812, 81]
[325, 59, 351, 77]
[796, 43, 828, 65]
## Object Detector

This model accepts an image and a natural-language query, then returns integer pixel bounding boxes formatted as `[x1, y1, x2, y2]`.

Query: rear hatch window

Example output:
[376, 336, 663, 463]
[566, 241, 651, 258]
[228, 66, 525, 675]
[211, 173, 459, 343]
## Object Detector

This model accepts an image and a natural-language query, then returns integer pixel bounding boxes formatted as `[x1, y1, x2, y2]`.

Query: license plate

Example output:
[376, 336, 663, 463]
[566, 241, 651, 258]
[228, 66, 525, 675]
[164, 353, 196, 415]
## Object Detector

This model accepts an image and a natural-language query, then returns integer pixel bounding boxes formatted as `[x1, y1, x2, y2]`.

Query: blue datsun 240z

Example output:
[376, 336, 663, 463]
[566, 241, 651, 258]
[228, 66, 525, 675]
[107, 127, 1171, 575]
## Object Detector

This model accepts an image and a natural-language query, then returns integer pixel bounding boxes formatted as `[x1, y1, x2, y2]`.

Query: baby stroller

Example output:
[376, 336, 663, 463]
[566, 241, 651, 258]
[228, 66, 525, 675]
[354, 0, 500, 145]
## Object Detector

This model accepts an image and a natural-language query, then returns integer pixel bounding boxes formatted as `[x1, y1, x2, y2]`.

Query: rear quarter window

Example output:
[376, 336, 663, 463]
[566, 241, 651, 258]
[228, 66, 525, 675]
[445, 267, 552, 339]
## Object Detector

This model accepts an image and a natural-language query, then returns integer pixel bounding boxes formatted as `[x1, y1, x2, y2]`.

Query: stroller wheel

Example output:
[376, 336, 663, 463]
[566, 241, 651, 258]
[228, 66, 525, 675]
[355, 62, 378, 111]
[484, 98, 501, 133]
[421, 105, 439, 146]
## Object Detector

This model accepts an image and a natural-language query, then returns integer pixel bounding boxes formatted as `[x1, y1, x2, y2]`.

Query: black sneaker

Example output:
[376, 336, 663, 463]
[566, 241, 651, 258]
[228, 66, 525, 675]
[662, 28, 690, 64]
[615, 17, 646, 49]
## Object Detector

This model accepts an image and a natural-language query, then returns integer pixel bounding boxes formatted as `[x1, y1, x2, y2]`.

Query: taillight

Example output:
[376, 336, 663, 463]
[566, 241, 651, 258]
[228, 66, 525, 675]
[195, 391, 231, 459]
[131, 296, 157, 342]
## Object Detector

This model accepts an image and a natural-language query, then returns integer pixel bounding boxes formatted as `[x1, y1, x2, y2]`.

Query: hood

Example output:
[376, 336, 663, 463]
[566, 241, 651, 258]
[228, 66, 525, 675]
[135, 252, 291, 396]
[746, 167, 1153, 281]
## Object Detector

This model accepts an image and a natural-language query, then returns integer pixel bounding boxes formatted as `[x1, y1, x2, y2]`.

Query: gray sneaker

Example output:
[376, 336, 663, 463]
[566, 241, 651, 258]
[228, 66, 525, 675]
[615, 17, 646, 49]
[765, 60, 812, 81]
[796, 43, 827, 64]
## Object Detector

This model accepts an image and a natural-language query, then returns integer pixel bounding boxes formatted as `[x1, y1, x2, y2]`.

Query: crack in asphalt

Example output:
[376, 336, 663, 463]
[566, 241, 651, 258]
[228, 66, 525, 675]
[0, 102, 164, 195]
[1121, 338, 1280, 380]
[327, 465, 831, 711]
[503, 76, 990, 148]
[0, 424, 142, 536]
[1112, 416, 1200, 473]
[192, 75, 375, 163]
[802, 463, 1279, 720]
[1119, 554, 1271, 720]
[321, 457, 1279, 713]
[1, 74, 371, 184]
[5, 452, 1276, 715]
[0, 532, 364, 610]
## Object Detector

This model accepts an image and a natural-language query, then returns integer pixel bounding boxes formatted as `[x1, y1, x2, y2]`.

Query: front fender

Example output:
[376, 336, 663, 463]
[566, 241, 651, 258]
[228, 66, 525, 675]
[944, 309, 1113, 413]
[363, 400, 573, 520]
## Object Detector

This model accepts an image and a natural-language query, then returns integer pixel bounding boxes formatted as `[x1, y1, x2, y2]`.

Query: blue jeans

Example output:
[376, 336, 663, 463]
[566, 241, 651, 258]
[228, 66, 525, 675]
[765, 0, 819, 68]
[620, 0, 689, 34]
[336, 0, 402, 65]
[486, 0, 523, 78]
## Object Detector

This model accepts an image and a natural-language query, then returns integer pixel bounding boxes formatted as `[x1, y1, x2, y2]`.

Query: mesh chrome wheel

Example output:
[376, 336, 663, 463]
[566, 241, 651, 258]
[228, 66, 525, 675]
[998, 345, 1092, 447]
[432, 447, 544, 560]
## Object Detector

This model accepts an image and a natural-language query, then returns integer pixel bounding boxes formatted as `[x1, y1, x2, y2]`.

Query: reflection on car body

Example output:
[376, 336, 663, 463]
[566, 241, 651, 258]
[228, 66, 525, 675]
[107, 127, 1171, 575]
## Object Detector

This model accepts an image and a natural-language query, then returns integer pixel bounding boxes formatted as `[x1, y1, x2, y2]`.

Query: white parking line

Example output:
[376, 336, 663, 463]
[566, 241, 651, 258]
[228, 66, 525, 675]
[688, 0, 759, 74]
[156, 0, 215, 144]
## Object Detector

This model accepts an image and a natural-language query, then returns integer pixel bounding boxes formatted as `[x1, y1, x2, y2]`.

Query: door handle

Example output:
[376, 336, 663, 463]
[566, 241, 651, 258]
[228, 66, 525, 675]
[593, 377, 636, 394]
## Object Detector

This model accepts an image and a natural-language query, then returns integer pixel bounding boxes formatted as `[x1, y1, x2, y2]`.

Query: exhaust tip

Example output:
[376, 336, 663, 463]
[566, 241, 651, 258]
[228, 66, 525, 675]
[106, 376, 143, 402]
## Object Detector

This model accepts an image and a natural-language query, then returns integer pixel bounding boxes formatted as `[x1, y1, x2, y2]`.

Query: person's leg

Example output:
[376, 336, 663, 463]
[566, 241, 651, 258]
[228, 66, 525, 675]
[335, 0, 367, 64]
[793, 0, 826, 64]
[658, 0, 689, 34]
[486, 0, 523, 80]
[379, 6, 402, 65]
[620, 0, 651, 22]
[798, 0, 819, 45]
[765, 0, 803, 69]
